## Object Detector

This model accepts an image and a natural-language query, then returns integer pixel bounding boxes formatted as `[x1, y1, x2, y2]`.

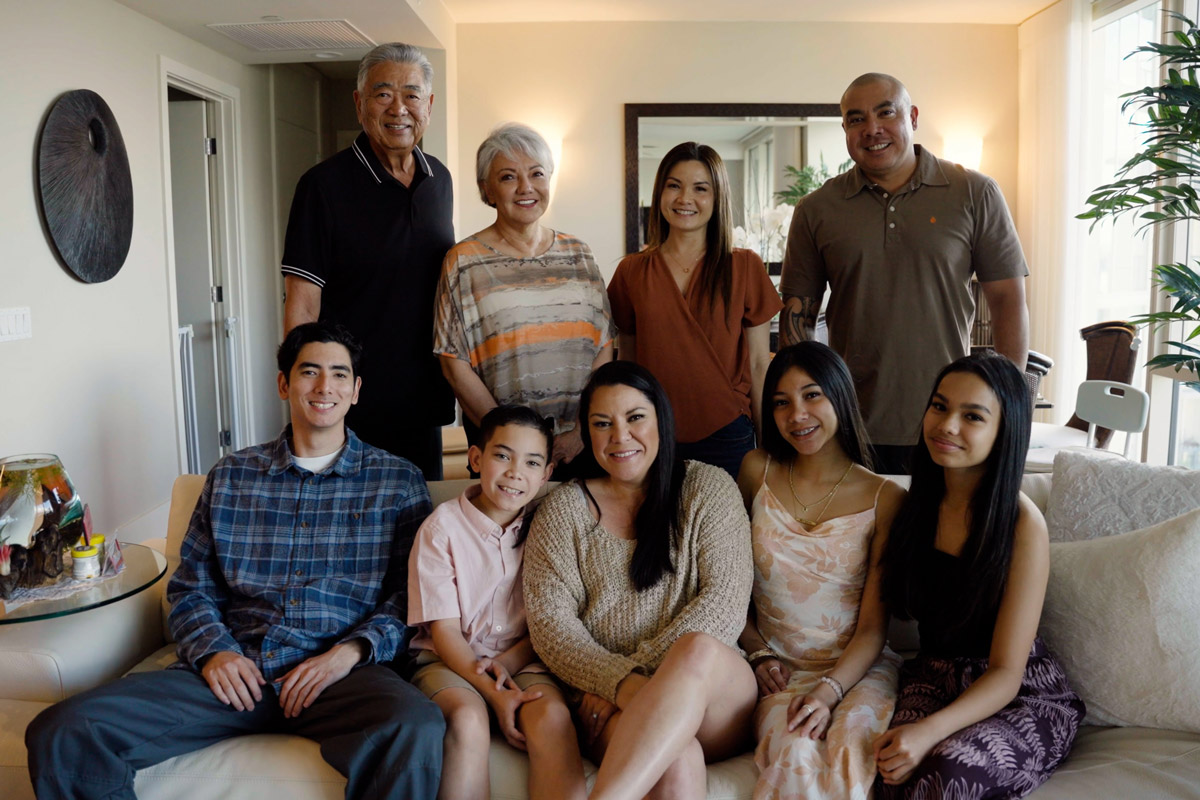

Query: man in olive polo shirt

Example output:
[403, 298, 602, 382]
[282, 42, 455, 480]
[779, 72, 1029, 474]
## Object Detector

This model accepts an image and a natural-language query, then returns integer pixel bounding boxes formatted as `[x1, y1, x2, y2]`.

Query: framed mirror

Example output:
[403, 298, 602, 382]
[624, 103, 843, 256]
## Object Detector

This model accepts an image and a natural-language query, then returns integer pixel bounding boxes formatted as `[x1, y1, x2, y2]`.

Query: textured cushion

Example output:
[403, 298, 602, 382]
[1039, 508, 1200, 732]
[1044, 451, 1200, 542]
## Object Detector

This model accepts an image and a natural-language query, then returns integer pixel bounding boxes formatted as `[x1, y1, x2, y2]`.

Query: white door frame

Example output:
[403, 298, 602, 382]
[158, 57, 252, 474]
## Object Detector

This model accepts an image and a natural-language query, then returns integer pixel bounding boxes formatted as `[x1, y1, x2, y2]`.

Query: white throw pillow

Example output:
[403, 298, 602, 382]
[1039, 508, 1200, 732]
[1044, 450, 1200, 542]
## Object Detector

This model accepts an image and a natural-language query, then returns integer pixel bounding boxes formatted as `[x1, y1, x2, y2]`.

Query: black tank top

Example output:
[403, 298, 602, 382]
[911, 548, 1000, 658]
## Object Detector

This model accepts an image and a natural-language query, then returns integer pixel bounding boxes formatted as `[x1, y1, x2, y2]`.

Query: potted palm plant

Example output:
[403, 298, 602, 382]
[1078, 12, 1200, 380]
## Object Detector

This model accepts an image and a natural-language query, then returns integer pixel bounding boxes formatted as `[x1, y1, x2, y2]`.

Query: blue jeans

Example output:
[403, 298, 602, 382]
[677, 415, 756, 480]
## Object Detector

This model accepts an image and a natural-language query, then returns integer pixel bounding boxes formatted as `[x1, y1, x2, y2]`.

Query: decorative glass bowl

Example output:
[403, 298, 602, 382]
[0, 454, 85, 599]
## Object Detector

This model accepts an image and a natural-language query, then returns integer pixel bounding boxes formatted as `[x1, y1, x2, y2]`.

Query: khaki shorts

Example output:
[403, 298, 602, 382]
[409, 649, 561, 700]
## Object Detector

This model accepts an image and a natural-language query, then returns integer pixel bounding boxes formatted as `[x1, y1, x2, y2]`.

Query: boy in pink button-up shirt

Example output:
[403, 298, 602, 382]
[408, 405, 586, 800]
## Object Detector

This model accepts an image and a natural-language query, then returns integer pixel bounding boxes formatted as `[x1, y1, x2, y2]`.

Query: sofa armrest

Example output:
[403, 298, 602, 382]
[0, 579, 167, 703]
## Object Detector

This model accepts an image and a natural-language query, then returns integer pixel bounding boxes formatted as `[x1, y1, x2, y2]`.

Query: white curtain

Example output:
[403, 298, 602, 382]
[1017, 0, 1090, 423]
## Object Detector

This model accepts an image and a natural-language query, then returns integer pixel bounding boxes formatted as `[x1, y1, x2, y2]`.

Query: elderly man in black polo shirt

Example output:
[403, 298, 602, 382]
[282, 42, 455, 480]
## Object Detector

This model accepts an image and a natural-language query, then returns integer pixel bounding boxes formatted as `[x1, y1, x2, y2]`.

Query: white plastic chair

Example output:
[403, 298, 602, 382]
[1025, 380, 1149, 472]
[1075, 380, 1150, 456]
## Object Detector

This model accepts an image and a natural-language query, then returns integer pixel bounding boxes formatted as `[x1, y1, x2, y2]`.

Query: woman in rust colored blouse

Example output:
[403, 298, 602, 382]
[608, 142, 781, 478]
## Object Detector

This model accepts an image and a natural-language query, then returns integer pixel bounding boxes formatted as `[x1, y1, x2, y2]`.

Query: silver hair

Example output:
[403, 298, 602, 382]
[475, 123, 555, 205]
[357, 43, 433, 94]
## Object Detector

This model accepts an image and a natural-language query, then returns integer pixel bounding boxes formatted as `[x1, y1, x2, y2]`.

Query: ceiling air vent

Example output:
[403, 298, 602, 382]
[207, 20, 375, 52]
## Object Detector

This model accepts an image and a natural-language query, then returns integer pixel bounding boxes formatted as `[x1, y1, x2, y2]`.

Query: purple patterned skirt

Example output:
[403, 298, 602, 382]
[874, 637, 1085, 800]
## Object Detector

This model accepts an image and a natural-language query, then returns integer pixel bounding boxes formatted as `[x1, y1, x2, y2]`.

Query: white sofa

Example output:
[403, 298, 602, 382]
[2, 473, 1198, 799]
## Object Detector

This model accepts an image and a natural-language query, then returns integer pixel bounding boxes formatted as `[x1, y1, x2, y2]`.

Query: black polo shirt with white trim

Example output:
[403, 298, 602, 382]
[282, 132, 456, 435]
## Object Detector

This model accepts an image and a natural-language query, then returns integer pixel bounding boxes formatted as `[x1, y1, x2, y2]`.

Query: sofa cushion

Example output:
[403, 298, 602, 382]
[0, 699, 43, 800]
[1044, 451, 1200, 542]
[1039, 508, 1200, 733]
[1026, 724, 1200, 799]
[134, 734, 345, 800]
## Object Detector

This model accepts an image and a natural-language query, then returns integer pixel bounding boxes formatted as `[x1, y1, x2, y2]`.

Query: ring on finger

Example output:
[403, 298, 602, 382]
[768, 666, 781, 673]
[801, 704, 814, 716]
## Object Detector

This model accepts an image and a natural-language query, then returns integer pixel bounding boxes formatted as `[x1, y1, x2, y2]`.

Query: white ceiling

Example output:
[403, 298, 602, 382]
[115, 0, 1057, 66]
[442, 0, 1055, 26]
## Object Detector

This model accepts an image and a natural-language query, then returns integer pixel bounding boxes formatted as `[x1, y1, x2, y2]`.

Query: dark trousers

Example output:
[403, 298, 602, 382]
[869, 443, 915, 476]
[26, 665, 444, 800]
[677, 415, 757, 480]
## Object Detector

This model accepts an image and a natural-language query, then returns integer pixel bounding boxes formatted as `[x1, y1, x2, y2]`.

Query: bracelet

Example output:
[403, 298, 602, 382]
[746, 648, 775, 665]
[819, 675, 844, 702]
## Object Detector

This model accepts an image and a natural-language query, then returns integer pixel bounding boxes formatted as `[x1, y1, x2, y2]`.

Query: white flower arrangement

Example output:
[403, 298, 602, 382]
[733, 202, 795, 264]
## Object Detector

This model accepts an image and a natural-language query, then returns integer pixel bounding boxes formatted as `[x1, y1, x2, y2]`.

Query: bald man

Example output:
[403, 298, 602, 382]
[779, 73, 1029, 473]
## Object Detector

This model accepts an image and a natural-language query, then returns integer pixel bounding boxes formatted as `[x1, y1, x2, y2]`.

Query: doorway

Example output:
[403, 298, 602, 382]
[167, 86, 239, 474]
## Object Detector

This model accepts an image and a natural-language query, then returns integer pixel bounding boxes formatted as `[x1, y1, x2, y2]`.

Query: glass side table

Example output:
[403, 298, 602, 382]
[0, 542, 166, 625]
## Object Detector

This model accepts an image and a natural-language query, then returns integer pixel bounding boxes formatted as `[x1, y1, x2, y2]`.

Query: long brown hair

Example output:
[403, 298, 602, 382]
[646, 142, 734, 310]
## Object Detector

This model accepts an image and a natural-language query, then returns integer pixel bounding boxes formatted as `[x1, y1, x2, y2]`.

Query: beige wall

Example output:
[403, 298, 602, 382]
[456, 21, 1020, 276]
[1, 0, 280, 541]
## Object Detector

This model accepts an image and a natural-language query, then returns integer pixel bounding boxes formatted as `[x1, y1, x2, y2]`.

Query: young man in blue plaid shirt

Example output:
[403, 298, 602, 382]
[27, 321, 444, 799]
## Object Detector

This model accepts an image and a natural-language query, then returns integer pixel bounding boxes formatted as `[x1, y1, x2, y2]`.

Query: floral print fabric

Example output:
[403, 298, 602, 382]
[750, 474, 900, 800]
[874, 638, 1085, 800]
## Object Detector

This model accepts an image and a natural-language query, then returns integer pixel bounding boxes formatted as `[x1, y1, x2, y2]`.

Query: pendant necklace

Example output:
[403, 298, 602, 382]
[662, 248, 703, 275]
[787, 459, 854, 527]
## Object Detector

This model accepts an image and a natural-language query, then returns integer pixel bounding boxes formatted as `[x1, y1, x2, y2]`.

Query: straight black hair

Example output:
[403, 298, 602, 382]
[760, 342, 873, 469]
[881, 351, 1032, 632]
[577, 361, 685, 591]
[277, 321, 362, 376]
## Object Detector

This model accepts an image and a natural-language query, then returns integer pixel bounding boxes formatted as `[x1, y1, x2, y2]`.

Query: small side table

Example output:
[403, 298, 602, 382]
[0, 542, 166, 624]
[0, 543, 168, 702]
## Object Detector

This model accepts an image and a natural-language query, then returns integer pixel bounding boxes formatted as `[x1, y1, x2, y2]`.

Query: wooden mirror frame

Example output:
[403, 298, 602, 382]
[624, 102, 843, 255]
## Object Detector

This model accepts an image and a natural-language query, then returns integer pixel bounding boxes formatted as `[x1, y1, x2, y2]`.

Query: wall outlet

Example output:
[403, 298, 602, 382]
[0, 307, 32, 342]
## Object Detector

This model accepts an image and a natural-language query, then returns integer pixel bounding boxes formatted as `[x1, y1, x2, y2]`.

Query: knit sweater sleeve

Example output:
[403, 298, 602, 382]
[523, 484, 642, 702]
[628, 462, 754, 671]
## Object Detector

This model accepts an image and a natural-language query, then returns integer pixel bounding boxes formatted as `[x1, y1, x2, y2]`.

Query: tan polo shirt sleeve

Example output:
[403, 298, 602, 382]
[971, 177, 1029, 283]
[779, 196, 829, 300]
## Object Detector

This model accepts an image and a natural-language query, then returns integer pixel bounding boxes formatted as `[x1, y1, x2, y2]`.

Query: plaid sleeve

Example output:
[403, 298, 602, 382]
[167, 471, 243, 668]
[337, 467, 433, 663]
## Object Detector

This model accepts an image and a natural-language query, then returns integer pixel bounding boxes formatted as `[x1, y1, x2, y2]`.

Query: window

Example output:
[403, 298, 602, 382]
[1083, 0, 1198, 466]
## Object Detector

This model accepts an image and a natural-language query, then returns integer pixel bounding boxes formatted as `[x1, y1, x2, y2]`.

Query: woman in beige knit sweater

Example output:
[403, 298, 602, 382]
[523, 361, 757, 799]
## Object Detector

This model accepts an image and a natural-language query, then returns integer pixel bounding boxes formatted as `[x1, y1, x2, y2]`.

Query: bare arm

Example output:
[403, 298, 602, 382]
[876, 496, 1049, 782]
[438, 355, 498, 427]
[747, 321, 772, 439]
[979, 277, 1029, 372]
[790, 478, 905, 736]
[553, 343, 614, 467]
[430, 620, 541, 750]
[778, 293, 824, 349]
[283, 276, 321, 334]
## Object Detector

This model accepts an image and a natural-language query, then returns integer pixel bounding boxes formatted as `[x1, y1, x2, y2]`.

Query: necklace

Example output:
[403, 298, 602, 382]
[662, 248, 704, 275]
[787, 459, 854, 527]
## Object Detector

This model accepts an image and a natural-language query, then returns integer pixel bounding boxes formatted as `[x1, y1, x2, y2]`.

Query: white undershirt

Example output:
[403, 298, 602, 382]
[292, 445, 344, 474]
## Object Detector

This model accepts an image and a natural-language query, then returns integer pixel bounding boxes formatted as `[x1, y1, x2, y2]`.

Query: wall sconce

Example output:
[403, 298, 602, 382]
[942, 135, 983, 171]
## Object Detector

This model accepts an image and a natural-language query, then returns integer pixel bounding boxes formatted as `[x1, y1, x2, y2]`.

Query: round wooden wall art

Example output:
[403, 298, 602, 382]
[38, 89, 134, 283]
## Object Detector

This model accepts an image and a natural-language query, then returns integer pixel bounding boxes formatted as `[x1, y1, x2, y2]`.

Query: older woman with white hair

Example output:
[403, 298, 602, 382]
[434, 123, 614, 474]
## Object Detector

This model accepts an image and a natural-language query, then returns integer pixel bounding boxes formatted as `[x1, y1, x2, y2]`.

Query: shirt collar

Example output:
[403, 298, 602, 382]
[457, 484, 524, 540]
[268, 425, 364, 477]
[844, 144, 948, 198]
[351, 131, 434, 186]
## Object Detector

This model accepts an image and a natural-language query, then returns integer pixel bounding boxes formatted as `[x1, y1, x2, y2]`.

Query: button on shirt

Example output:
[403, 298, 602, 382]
[780, 145, 1027, 444]
[408, 485, 527, 658]
[167, 427, 431, 682]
